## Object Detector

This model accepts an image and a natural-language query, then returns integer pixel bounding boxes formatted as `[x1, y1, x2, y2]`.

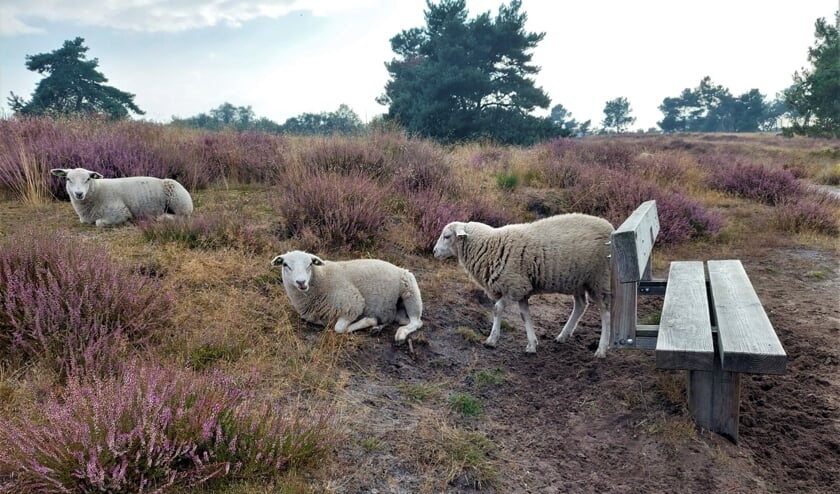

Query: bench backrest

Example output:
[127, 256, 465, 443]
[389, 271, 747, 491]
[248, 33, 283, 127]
[610, 200, 660, 348]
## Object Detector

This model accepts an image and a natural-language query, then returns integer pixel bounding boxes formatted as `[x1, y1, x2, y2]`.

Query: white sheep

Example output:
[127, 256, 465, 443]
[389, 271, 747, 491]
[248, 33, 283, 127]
[433, 213, 613, 357]
[271, 250, 423, 342]
[50, 167, 193, 227]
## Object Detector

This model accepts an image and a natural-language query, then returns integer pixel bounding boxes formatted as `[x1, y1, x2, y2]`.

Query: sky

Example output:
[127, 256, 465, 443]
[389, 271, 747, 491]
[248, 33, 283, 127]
[1, 0, 837, 131]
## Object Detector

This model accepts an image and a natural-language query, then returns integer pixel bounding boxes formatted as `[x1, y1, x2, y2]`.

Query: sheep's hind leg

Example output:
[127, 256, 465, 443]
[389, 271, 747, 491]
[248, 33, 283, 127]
[518, 299, 538, 353]
[554, 292, 587, 343]
[335, 317, 379, 334]
[484, 299, 506, 348]
[394, 291, 423, 342]
[593, 293, 611, 358]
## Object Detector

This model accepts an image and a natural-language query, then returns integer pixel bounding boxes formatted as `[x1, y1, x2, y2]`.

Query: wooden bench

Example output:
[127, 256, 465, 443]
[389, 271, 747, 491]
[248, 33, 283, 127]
[609, 200, 787, 443]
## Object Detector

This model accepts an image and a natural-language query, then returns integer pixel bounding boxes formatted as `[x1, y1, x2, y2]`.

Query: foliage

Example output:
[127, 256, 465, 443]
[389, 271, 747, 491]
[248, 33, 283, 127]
[657, 77, 782, 133]
[0, 229, 172, 376]
[273, 170, 390, 251]
[379, 0, 559, 145]
[448, 392, 484, 417]
[0, 360, 337, 493]
[783, 13, 840, 138]
[281, 104, 364, 135]
[139, 212, 273, 254]
[773, 197, 839, 235]
[7, 37, 143, 120]
[707, 161, 802, 205]
[550, 103, 590, 137]
[601, 96, 636, 133]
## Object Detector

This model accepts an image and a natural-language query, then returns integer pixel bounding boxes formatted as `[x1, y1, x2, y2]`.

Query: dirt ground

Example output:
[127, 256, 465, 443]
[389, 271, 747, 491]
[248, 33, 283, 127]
[326, 241, 840, 493]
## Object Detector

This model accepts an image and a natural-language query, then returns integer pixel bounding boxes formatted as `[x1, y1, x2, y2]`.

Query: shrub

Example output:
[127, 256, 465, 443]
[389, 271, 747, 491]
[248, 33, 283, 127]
[406, 190, 469, 252]
[708, 162, 802, 205]
[0, 229, 172, 375]
[448, 392, 484, 417]
[139, 212, 273, 254]
[0, 360, 337, 493]
[773, 198, 839, 235]
[274, 171, 389, 252]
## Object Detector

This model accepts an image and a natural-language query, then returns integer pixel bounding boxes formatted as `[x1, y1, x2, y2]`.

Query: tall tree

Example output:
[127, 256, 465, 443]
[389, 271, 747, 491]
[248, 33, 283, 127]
[784, 12, 840, 138]
[379, 0, 558, 145]
[601, 97, 635, 133]
[550, 103, 590, 137]
[7, 37, 143, 120]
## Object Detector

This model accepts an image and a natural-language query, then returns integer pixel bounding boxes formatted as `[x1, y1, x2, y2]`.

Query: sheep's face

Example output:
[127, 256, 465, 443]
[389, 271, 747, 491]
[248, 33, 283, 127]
[433, 222, 468, 259]
[51, 168, 103, 201]
[271, 250, 324, 292]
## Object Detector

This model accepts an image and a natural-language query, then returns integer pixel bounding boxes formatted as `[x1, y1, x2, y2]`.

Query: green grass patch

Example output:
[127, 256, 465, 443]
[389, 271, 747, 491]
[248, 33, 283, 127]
[449, 392, 484, 417]
[473, 367, 507, 388]
[398, 382, 441, 402]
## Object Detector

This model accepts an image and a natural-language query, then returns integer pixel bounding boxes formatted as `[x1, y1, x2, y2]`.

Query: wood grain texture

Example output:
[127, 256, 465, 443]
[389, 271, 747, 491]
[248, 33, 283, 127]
[708, 260, 787, 375]
[611, 200, 660, 283]
[656, 261, 714, 370]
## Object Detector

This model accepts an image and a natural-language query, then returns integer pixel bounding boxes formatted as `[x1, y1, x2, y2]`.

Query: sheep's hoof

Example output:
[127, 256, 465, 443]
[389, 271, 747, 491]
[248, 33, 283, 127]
[594, 349, 607, 358]
[483, 339, 497, 349]
[555, 334, 569, 343]
[370, 325, 386, 336]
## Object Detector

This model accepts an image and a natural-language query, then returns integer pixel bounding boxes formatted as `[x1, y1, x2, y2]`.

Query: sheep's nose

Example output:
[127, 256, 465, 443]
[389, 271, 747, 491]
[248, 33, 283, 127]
[295, 280, 308, 291]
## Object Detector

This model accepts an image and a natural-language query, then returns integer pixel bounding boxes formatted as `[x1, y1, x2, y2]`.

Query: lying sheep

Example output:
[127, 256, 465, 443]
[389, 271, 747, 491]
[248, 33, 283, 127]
[433, 214, 613, 357]
[50, 167, 193, 227]
[271, 250, 423, 342]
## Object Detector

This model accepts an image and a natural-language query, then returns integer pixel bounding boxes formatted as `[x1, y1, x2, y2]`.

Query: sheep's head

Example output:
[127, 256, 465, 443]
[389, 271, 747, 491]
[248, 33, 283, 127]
[51, 167, 103, 201]
[433, 222, 468, 259]
[271, 250, 324, 292]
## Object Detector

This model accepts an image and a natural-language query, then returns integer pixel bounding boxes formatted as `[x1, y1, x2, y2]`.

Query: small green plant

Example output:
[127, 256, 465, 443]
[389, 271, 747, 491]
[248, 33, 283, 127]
[495, 170, 519, 190]
[474, 367, 507, 388]
[456, 326, 483, 343]
[639, 310, 662, 325]
[188, 342, 243, 371]
[445, 430, 499, 489]
[398, 382, 441, 402]
[449, 392, 484, 417]
[805, 270, 828, 280]
[361, 437, 383, 452]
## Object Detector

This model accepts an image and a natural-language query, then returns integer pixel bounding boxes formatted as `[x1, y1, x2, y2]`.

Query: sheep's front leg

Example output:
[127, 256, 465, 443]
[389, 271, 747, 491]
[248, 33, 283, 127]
[484, 299, 506, 348]
[518, 299, 538, 353]
[335, 316, 379, 334]
[594, 305, 611, 358]
[555, 293, 587, 343]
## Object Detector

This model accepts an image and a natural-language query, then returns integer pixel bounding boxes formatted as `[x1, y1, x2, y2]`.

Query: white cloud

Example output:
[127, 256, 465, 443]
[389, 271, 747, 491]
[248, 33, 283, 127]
[0, 0, 376, 35]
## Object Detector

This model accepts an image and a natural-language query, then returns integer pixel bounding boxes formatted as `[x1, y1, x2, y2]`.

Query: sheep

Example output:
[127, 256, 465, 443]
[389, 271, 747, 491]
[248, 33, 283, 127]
[433, 213, 614, 357]
[271, 250, 423, 342]
[50, 167, 193, 227]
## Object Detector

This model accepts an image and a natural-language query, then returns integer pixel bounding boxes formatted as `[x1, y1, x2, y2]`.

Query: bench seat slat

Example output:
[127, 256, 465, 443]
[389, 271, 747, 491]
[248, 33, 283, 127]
[708, 260, 787, 375]
[656, 261, 714, 370]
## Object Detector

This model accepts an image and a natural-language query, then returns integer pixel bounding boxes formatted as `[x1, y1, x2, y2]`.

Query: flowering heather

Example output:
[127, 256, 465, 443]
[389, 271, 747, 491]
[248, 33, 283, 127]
[0, 360, 338, 493]
[298, 135, 398, 180]
[773, 197, 839, 235]
[406, 190, 469, 252]
[0, 229, 172, 375]
[273, 170, 389, 252]
[708, 161, 802, 205]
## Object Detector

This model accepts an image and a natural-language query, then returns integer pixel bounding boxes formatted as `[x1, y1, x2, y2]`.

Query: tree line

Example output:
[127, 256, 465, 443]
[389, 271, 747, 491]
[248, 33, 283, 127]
[7, 1, 839, 142]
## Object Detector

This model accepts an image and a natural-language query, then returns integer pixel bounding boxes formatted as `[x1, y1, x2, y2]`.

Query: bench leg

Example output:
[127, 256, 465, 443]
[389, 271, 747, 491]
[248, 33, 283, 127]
[686, 361, 741, 443]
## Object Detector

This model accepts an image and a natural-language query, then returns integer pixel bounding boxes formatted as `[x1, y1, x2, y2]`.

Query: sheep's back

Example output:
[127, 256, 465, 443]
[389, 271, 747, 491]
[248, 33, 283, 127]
[334, 259, 407, 320]
[98, 177, 170, 216]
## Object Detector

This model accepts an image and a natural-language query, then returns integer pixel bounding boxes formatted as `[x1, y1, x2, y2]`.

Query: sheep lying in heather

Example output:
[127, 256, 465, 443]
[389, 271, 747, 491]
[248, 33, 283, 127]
[433, 214, 614, 357]
[50, 167, 193, 227]
[271, 250, 423, 342]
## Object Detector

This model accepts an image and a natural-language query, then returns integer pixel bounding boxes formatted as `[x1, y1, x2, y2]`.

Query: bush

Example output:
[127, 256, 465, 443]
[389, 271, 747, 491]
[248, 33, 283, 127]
[139, 212, 273, 254]
[274, 170, 389, 252]
[406, 190, 469, 253]
[0, 229, 172, 375]
[0, 360, 337, 493]
[708, 162, 802, 205]
[773, 198, 839, 235]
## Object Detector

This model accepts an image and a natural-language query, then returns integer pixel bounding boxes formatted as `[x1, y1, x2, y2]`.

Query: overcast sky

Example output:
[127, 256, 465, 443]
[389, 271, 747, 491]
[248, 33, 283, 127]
[1, 0, 837, 130]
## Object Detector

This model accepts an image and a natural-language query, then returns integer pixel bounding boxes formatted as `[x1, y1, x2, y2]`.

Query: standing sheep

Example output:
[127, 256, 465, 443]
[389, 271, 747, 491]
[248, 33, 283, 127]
[271, 250, 423, 342]
[433, 214, 614, 357]
[51, 167, 193, 227]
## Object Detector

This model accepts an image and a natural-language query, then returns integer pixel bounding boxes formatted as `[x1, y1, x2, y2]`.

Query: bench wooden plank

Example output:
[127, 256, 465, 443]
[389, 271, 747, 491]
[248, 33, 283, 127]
[656, 261, 714, 370]
[708, 260, 786, 375]
[611, 200, 660, 283]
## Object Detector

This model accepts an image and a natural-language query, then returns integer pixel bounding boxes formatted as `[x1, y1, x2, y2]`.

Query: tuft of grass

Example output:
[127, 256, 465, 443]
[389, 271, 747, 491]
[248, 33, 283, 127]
[187, 342, 244, 371]
[639, 310, 662, 325]
[448, 392, 484, 417]
[397, 382, 442, 402]
[456, 326, 483, 344]
[139, 211, 273, 254]
[473, 367, 507, 388]
[442, 430, 499, 489]
[495, 170, 520, 190]
[805, 270, 829, 280]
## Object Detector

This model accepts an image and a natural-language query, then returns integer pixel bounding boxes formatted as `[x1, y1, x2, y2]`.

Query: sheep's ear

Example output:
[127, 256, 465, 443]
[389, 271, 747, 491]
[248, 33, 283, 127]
[311, 256, 324, 266]
[89, 171, 104, 180]
[271, 255, 284, 267]
[50, 169, 68, 178]
[454, 224, 468, 237]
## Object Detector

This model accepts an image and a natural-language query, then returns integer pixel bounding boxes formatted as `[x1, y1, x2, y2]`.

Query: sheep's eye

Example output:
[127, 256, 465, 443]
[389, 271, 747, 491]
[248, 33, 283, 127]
[443, 234, 451, 240]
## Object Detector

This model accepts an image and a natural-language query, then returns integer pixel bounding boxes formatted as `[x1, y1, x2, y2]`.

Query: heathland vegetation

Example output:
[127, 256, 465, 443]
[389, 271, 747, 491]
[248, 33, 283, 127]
[0, 116, 838, 491]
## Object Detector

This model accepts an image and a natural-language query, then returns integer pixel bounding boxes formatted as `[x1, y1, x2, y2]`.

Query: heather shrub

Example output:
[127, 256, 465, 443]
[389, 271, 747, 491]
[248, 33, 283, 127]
[139, 212, 273, 254]
[297, 135, 396, 180]
[391, 141, 452, 194]
[198, 131, 288, 185]
[773, 197, 839, 235]
[0, 229, 172, 375]
[708, 162, 802, 205]
[405, 190, 469, 252]
[274, 171, 389, 252]
[0, 360, 338, 493]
